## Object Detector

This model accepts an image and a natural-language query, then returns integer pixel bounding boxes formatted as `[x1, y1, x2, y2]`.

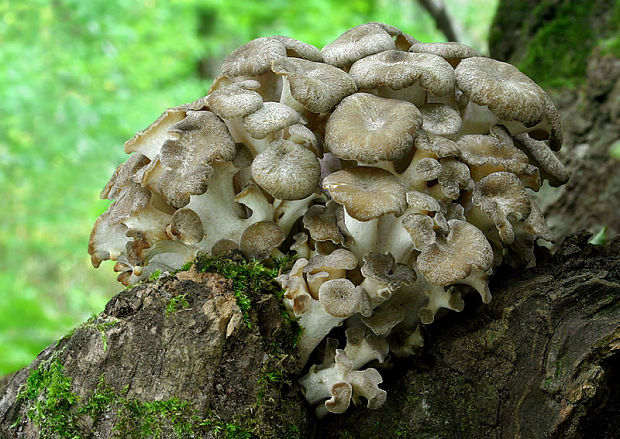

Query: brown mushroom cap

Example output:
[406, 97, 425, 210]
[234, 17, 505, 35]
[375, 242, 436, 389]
[242, 102, 300, 139]
[239, 221, 285, 260]
[436, 159, 471, 200]
[272, 35, 323, 61]
[271, 58, 357, 113]
[101, 153, 151, 201]
[166, 208, 204, 245]
[321, 23, 396, 67]
[349, 50, 455, 97]
[124, 108, 187, 159]
[405, 190, 443, 214]
[325, 93, 422, 163]
[325, 382, 353, 414]
[514, 133, 569, 186]
[158, 110, 236, 208]
[414, 131, 461, 158]
[318, 278, 360, 318]
[304, 249, 358, 275]
[360, 252, 416, 291]
[419, 103, 462, 137]
[221, 37, 287, 77]
[251, 139, 321, 200]
[456, 131, 540, 188]
[205, 80, 263, 120]
[402, 213, 436, 251]
[417, 219, 493, 287]
[303, 204, 345, 244]
[471, 171, 532, 244]
[455, 57, 547, 126]
[323, 167, 408, 221]
[409, 42, 480, 67]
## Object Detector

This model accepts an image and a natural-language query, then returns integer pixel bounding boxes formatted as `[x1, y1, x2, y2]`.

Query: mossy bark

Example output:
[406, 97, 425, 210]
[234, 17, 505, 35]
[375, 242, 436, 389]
[0, 233, 618, 438]
[490, 0, 620, 243]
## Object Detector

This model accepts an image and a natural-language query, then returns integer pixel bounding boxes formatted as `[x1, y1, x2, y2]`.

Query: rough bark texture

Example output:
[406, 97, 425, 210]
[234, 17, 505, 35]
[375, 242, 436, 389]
[0, 233, 618, 438]
[489, 0, 620, 242]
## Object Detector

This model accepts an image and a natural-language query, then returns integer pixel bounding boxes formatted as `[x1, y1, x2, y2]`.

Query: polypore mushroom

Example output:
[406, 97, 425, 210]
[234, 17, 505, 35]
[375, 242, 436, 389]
[91, 23, 570, 418]
[325, 92, 422, 165]
[323, 166, 407, 256]
[417, 219, 494, 303]
[409, 41, 480, 67]
[349, 50, 455, 106]
[251, 139, 321, 200]
[455, 57, 562, 145]
[321, 22, 397, 67]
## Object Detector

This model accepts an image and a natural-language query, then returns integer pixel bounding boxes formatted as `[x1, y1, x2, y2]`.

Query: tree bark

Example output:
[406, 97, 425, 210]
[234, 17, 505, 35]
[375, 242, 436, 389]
[0, 232, 618, 438]
[417, 0, 463, 42]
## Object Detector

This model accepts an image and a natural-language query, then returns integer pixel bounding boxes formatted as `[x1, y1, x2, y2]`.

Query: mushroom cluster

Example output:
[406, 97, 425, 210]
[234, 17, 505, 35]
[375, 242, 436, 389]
[90, 23, 569, 416]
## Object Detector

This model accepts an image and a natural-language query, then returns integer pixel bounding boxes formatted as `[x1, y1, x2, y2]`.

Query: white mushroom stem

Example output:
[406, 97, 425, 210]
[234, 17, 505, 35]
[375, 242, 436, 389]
[458, 268, 492, 304]
[187, 161, 273, 253]
[377, 214, 417, 264]
[279, 77, 314, 120]
[273, 192, 323, 237]
[296, 299, 346, 364]
[222, 116, 270, 156]
[418, 284, 464, 325]
[459, 101, 500, 135]
[343, 214, 379, 257]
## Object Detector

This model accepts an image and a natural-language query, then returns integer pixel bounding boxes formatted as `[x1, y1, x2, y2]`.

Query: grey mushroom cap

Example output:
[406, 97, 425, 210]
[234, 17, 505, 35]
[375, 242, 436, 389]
[325, 93, 423, 163]
[205, 80, 263, 119]
[419, 103, 462, 137]
[303, 204, 345, 244]
[242, 102, 300, 139]
[471, 172, 532, 244]
[158, 110, 236, 208]
[167, 208, 204, 245]
[409, 42, 480, 66]
[319, 278, 360, 318]
[323, 167, 408, 221]
[361, 252, 416, 290]
[221, 37, 287, 77]
[417, 219, 493, 286]
[304, 249, 358, 274]
[240, 221, 285, 260]
[251, 139, 321, 200]
[455, 57, 548, 126]
[514, 133, 569, 186]
[272, 35, 323, 62]
[271, 57, 357, 113]
[349, 50, 455, 97]
[321, 23, 396, 67]
[101, 153, 151, 201]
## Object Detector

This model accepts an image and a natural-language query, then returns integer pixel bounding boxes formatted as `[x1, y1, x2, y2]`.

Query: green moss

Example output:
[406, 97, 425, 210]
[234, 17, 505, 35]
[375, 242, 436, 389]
[165, 294, 191, 316]
[14, 356, 255, 439]
[16, 356, 80, 438]
[194, 256, 281, 328]
[63, 313, 119, 351]
[149, 269, 163, 282]
[517, 1, 598, 88]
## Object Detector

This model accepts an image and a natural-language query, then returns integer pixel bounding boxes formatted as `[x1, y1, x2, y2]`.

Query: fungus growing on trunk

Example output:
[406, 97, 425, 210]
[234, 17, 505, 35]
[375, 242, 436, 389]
[90, 22, 569, 417]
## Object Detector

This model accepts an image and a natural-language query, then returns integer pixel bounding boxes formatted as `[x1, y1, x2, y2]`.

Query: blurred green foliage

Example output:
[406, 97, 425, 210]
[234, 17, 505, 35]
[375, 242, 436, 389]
[0, 0, 496, 376]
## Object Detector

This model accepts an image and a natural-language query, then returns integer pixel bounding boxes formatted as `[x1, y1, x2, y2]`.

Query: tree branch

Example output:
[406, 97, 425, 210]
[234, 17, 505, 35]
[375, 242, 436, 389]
[417, 0, 463, 42]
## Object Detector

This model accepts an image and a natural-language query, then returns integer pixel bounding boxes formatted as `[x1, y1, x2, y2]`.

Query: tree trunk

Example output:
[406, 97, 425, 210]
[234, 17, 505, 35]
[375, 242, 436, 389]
[0, 232, 618, 438]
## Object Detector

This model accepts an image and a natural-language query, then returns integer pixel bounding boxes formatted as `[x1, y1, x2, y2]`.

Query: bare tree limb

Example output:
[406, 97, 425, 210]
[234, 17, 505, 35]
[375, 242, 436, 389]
[417, 0, 463, 42]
